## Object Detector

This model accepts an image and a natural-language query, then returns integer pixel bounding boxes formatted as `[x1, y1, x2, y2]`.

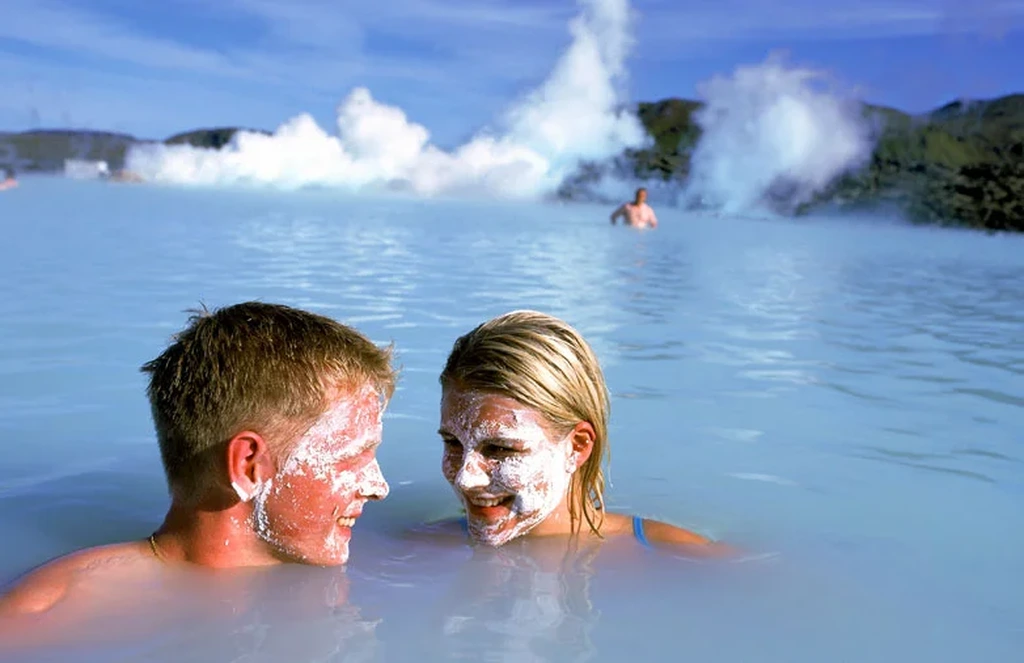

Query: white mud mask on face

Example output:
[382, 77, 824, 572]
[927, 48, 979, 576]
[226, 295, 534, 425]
[231, 481, 252, 503]
[277, 394, 388, 500]
[442, 390, 579, 547]
[251, 389, 389, 560]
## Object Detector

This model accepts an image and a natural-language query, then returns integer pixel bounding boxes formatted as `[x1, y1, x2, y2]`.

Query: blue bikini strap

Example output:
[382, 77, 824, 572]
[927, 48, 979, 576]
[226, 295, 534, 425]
[633, 516, 652, 548]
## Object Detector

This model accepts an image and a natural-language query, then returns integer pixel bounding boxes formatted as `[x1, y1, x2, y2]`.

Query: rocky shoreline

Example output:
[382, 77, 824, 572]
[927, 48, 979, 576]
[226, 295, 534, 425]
[2, 94, 1021, 232]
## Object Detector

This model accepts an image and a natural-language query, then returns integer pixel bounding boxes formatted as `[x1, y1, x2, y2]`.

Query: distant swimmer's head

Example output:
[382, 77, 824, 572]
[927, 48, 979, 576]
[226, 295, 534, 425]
[634, 187, 647, 205]
[141, 301, 396, 565]
[439, 311, 610, 546]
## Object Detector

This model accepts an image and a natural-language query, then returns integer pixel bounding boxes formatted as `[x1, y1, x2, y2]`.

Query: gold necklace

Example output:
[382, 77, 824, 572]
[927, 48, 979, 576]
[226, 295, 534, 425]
[148, 533, 166, 563]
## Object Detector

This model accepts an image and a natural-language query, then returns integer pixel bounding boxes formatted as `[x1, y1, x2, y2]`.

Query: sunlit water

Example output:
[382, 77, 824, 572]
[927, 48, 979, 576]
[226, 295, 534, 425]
[0, 178, 1021, 662]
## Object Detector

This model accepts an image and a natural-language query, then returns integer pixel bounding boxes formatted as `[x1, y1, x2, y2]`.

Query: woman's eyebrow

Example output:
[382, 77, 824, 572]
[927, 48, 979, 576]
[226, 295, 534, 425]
[481, 437, 528, 448]
[436, 429, 530, 448]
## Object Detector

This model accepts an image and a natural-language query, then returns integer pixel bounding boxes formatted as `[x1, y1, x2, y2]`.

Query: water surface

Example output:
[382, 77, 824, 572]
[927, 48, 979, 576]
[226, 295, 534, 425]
[1, 179, 1021, 661]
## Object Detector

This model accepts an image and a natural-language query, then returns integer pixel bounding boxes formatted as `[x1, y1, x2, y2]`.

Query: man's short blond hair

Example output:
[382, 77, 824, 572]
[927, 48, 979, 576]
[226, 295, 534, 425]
[141, 302, 396, 504]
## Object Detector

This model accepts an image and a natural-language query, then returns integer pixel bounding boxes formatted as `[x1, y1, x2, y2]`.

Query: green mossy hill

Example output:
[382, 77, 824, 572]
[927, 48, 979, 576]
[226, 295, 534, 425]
[619, 93, 1024, 231]
[164, 127, 270, 149]
[3, 95, 1021, 232]
[553, 99, 701, 200]
[811, 94, 1024, 230]
[627, 99, 703, 182]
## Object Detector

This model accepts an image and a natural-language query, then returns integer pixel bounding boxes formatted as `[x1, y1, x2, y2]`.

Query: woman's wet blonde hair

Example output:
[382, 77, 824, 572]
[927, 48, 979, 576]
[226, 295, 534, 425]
[440, 310, 610, 537]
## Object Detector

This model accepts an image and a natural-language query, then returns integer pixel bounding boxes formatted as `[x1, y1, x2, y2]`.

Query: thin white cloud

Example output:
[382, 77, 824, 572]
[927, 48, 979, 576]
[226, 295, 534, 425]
[0, 0, 550, 142]
[637, 0, 1024, 41]
[0, 51, 273, 135]
[1, 0, 1020, 140]
[3, 0, 1021, 88]
[0, 0, 573, 96]
[200, 0, 367, 51]
[215, 0, 570, 82]
[363, 0, 569, 29]
[0, 0, 250, 77]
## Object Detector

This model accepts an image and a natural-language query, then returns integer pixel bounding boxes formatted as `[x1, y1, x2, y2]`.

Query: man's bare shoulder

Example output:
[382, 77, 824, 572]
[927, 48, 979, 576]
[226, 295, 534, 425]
[0, 541, 150, 616]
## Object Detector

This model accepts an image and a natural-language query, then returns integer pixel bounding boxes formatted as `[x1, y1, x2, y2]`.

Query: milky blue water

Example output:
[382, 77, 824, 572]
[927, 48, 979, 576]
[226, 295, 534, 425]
[0, 178, 1022, 662]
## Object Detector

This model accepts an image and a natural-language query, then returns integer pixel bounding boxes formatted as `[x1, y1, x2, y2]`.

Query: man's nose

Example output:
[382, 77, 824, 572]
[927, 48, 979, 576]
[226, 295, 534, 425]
[359, 460, 389, 501]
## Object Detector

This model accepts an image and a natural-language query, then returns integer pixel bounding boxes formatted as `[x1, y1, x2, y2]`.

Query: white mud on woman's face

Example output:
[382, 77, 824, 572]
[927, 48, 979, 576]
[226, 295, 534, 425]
[440, 388, 578, 546]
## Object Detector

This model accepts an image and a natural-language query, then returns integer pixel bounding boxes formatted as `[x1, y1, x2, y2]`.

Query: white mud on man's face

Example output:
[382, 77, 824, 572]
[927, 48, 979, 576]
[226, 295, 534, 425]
[251, 387, 390, 565]
[440, 388, 578, 547]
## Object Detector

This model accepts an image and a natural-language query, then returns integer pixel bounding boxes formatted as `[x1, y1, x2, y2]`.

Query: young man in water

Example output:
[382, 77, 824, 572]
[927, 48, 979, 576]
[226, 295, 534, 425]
[0, 302, 395, 616]
[610, 187, 658, 229]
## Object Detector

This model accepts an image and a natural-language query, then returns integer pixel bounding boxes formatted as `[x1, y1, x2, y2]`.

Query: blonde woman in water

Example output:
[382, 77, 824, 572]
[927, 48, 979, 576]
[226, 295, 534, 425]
[434, 310, 730, 553]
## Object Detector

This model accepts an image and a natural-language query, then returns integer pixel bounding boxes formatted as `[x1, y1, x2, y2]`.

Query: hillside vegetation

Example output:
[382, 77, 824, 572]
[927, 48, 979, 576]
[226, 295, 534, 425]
[2, 96, 1021, 231]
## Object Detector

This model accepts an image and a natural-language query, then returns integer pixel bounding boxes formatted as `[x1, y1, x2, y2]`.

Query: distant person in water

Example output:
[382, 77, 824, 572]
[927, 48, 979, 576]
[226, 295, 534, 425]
[610, 187, 658, 228]
[431, 310, 729, 554]
[0, 167, 18, 190]
[0, 302, 395, 617]
[109, 168, 144, 183]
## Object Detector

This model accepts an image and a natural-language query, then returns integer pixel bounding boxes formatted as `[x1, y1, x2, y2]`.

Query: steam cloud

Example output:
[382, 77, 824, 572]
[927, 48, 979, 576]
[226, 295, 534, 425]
[126, 0, 647, 199]
[126, 5, 878, 208]
[683, 56, 875, 214]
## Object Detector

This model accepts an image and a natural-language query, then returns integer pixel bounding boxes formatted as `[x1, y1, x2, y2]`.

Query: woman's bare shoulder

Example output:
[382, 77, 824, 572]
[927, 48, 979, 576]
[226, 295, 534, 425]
[640, 519, 737, 557]
[602, 513, 737, 558]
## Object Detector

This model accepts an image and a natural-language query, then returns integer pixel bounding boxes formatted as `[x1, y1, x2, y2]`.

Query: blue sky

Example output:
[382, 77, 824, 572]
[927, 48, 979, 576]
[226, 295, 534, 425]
[1, 0, 1022, 145]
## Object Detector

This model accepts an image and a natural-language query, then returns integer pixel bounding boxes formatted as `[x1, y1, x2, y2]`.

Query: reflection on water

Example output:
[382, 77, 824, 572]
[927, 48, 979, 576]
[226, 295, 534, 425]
[0, 182, 1022, 660]
[3, 565, 381, 663]
[363, 537, 604, 663]
[428, 543, 599, 662]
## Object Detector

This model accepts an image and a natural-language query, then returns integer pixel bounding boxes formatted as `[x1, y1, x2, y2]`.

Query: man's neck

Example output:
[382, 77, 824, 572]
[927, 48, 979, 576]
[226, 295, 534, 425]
[153, 501, 282, 568]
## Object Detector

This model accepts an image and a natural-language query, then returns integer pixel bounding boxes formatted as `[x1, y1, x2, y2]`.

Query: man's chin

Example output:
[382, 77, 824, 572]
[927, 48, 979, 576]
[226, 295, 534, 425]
[300, 550, 350, 567]
[315, 540, 351, 566]
[274, 538, 351, 567]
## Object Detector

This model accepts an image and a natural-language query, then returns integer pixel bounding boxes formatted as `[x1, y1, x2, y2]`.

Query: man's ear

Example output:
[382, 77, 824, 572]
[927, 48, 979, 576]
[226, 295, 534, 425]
[569, 422, 596, 470]
[225, 431, 275, 502]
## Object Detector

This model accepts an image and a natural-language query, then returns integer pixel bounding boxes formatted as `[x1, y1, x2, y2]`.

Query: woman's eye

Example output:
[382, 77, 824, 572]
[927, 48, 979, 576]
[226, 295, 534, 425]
[483, 444, 517, 456]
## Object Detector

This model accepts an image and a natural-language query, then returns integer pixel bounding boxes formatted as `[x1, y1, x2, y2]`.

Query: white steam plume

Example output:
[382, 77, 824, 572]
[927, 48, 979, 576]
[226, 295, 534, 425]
[126, 0, 647, 199]
[683, 56, 875, 214]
